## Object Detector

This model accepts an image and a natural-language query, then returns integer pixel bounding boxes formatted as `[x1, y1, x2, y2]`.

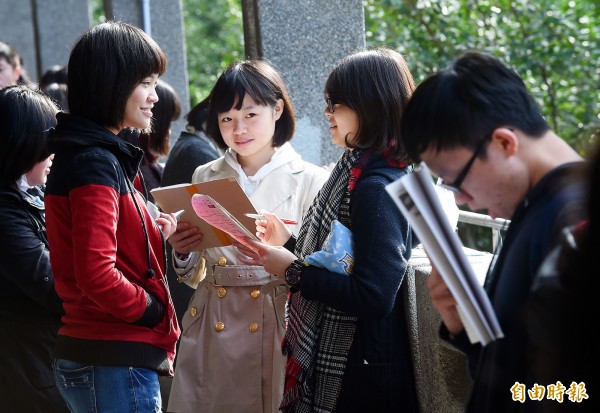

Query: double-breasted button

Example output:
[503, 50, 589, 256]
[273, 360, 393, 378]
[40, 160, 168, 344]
[250, 289, 260, 299]
[215, 322, 225, 332]
[217, 287, 227, 298]
[190, 307, 198, 317]
[249, 322, 259, 332]
[218, 256, 227, 266]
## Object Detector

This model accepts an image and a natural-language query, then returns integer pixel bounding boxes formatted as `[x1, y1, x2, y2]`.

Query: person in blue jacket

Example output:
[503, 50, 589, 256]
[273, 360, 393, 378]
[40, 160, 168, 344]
[239, 47, 419, 413]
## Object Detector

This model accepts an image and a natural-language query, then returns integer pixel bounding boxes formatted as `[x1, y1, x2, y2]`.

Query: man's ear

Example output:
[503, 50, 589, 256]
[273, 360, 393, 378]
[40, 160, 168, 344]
[491, 127, 518, 157]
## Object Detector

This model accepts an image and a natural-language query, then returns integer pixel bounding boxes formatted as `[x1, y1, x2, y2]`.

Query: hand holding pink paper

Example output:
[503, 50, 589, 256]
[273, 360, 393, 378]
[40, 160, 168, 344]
[191, 194, 259, 248]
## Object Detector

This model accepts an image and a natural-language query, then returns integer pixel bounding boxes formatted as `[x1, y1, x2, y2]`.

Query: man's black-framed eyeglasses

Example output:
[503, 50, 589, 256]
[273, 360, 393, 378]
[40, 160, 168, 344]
[439, 134, 491, 193]
[326, 96, 335, 113]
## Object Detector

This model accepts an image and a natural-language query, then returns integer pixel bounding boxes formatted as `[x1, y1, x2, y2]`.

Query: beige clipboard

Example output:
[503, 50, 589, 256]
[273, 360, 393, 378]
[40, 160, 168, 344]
[150, 177, 258, 251]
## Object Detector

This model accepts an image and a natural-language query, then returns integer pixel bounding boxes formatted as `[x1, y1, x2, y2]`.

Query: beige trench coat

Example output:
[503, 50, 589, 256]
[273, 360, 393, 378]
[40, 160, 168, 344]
[168, 151, 329, 413]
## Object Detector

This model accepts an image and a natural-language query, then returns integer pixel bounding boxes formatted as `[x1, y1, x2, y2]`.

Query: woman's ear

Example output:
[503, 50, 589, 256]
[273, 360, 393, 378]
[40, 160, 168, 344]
[273, 98, 284, 121]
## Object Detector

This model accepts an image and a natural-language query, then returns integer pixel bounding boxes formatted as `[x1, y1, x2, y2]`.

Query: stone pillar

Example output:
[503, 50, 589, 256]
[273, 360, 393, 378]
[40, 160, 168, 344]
[242, 0, 365, 166]
[0, 0, 37, 82]
[106, 0, 190, 143]
[33, 0, 90, 80]
[0, 0, 88, 84]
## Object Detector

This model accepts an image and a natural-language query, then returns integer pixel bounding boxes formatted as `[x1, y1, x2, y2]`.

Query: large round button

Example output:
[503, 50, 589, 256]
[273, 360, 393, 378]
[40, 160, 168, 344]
[190, 307, 197, 317]
[250, 289, 260, 299]
[249, 322, 259, 332]
[215, 322, 225, 332]
[218, 256, 227, 266]
[217, 287, 227, 298]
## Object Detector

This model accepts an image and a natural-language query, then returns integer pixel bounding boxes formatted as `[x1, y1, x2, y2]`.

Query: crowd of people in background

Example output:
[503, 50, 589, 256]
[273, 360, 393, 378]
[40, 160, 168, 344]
[1, 18, 598, 413]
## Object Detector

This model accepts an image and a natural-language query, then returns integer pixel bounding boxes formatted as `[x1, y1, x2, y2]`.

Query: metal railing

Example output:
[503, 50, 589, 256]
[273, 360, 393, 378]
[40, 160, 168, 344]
[458, 210, 510, 251]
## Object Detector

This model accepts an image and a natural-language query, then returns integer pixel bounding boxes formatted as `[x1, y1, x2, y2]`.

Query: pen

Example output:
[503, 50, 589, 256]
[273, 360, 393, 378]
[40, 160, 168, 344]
[173, 209, 185, 221]
[244, 213, 298, 225]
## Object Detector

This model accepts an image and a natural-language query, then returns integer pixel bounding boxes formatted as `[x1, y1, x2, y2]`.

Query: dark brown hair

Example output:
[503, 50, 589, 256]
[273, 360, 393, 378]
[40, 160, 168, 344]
[324, 47, 415, 161]
[205, 60, 295, 148]
[0, 86, 58, 186]
[67, 21, 167, 130]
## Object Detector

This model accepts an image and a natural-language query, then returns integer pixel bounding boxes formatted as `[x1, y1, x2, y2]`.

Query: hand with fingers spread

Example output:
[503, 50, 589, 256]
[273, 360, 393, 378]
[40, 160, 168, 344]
[168, 221, 204, 256]
[254, 209, 292, 246]
[427, 266, 464, 336]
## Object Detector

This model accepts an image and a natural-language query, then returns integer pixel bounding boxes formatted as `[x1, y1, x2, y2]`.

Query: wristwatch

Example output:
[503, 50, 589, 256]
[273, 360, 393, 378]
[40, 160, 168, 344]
[285, 259, 305, 292]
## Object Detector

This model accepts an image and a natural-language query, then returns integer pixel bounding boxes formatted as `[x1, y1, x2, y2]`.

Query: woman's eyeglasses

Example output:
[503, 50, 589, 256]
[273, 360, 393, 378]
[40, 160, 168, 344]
[326, 96, 335, 113]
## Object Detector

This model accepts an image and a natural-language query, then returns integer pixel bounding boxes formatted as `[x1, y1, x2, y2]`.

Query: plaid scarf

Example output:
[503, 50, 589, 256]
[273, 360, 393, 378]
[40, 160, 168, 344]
[281, 148, 364, 413]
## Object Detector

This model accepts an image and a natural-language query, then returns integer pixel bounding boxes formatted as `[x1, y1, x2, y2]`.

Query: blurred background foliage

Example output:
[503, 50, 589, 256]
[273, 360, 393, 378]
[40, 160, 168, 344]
[93, 0, 599, 251]
[364, 0, 599, 156]
[182, 0, 245, 104]
[362, 0, 599, 250]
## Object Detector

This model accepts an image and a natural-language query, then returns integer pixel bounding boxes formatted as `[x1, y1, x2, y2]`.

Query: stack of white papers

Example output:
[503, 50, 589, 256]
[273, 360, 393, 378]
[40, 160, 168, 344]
[386, 163, 504, 346]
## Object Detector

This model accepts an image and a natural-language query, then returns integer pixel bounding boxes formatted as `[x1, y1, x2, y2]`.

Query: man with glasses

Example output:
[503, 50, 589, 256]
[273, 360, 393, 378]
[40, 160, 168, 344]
[400, 50, 588, 412]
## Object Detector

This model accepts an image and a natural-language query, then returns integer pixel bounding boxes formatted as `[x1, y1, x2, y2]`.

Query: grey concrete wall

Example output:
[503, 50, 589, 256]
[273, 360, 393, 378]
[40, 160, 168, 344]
[105, 0, 190, 144]
[0, 0, 38, 83]
[407, 246, 494, 412]
[245, 0, 365, 167]
[0, 0, 89, 83]
[34, 0, 90, 78]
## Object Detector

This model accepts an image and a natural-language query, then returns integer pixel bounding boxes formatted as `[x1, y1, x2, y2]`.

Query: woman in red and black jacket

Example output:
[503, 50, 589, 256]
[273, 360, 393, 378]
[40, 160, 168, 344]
[44, 21, 180, 412]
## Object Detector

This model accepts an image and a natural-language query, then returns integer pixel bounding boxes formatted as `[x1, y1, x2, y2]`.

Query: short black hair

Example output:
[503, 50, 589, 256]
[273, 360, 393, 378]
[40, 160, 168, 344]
[324, 47, 415, 161]
[39, 65, 68, 89]
[185, 95, 209, 129]
[145, 79, 181, 156]
[205, 60, 295, 148]
[67, 21, 166, 130]
[401, 50, 550, 161]
[43, 83, 69, 112]
[0, 85, 58, 186]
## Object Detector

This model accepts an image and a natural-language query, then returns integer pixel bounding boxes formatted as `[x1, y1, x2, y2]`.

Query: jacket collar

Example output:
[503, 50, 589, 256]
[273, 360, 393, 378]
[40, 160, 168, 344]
[47, 112, 144, 180]
[205, 157, 306, 213]
[0, 185, 45, 211]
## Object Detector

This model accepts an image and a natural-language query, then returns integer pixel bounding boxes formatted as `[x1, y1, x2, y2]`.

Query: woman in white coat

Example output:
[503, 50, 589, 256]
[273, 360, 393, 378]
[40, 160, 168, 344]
[167, 60, 329, 413]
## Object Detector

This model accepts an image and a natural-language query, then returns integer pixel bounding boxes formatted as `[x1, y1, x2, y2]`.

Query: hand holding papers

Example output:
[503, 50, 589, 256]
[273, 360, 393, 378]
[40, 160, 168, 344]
[150, 177, 258, 251]
[385, 163, 503, 345]
[191, 194, 259, 248]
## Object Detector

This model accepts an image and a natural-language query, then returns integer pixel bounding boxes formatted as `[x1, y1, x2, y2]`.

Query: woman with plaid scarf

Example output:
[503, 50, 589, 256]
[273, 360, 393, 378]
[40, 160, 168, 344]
[238, 47, 419, 413]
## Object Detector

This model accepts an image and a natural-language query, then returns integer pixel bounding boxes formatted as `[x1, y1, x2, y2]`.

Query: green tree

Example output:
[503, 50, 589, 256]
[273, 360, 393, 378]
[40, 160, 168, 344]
[365, 0, 599, 154]
[183, 0, 244, 105]
[365, 0, 599, 250]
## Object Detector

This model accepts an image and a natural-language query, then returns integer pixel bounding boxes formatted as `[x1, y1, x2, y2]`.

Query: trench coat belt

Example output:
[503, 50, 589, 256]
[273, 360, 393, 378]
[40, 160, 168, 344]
[207, 264, 285, 294]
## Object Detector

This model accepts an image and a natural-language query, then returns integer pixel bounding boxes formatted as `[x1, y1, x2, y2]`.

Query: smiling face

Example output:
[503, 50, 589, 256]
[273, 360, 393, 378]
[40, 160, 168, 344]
[26, 153, 54, 187]
[324, 102, 359, 148]
[218, 93, 283, 170]
[119, 75, 159, 132]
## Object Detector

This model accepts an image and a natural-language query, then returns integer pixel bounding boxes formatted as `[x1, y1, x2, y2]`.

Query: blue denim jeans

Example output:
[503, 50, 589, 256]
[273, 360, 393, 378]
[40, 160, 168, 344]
[53, 359, 161, 412]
